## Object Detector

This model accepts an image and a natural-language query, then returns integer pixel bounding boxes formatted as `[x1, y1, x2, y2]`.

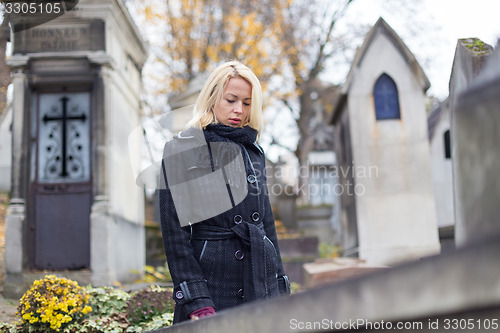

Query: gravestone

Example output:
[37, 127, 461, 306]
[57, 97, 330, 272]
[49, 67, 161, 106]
[447, 38, 494, 247]
[451, 39, 499, 246]
[4, 0, 148, 297]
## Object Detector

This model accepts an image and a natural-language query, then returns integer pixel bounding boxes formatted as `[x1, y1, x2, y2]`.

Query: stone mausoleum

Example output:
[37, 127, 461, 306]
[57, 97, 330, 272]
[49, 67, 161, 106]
[331, 18, 441, 264]
[4, 0, 148, 297]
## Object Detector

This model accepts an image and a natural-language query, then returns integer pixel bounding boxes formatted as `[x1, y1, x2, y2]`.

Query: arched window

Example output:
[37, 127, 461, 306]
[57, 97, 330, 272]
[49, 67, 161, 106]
[373, 73, 401, 120]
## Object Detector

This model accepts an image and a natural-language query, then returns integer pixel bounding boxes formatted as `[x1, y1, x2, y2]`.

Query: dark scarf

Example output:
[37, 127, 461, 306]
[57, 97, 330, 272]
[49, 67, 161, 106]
[203, 124, 258, 185]
[203, 124, 257, 146]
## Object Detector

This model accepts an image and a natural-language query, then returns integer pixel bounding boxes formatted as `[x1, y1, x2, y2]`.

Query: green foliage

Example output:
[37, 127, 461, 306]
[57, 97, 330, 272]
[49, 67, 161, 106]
[67, 311, 173, 332]
[69, 285, 173, 332]
[290, 282, 303, 294]
[67, 314, 129, 333]
[69, 286, 131, 332]
[462, 38, 490, 55]
[86, 287, 130, 317]
[319, 242, 341, 259]
[125, 312, 173, 332]
[126, 286, 174, 325]
[0, 322, 17, 332]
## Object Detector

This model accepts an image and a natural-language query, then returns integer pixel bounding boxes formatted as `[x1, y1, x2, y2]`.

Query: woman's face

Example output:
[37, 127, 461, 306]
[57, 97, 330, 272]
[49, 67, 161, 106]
[213, 76, 252, 127]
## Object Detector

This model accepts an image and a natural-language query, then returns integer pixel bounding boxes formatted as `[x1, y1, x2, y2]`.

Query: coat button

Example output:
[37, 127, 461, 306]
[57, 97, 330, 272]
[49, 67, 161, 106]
[235, 250, 244, 260]
[233, 215, 242, 224]
[175, 291, 184, 300]
[237, 288, 244, 299]
[251, 212, 260, 222]
[247, 175, 256, 184]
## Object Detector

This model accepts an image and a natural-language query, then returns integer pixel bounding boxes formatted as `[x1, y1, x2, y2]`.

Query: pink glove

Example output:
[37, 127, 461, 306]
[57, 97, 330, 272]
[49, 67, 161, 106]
[190, 306, 216, 319]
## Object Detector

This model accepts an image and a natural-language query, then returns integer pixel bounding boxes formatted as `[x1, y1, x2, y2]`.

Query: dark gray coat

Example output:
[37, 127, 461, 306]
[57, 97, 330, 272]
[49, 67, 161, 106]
[159, 127, 290, 324]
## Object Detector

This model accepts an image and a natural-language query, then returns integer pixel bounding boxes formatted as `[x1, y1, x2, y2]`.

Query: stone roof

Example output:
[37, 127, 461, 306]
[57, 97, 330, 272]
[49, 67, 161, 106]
[332, 17, 430, 124]
[344, 17, 430, 93]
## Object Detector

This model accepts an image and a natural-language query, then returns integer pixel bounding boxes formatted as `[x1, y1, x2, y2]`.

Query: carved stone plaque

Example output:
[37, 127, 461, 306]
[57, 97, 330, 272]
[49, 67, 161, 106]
[13, 19, 105, 54]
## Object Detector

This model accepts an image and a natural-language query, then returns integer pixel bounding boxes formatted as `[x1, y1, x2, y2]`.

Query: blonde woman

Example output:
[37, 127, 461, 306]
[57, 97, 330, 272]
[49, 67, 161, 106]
[159, 61, 290, 324]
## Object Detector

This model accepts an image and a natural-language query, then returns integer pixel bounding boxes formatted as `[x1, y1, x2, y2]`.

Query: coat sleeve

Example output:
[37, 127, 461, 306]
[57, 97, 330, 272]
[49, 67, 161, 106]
[159, 155, 215, 315]
[260, 154, 291, 295]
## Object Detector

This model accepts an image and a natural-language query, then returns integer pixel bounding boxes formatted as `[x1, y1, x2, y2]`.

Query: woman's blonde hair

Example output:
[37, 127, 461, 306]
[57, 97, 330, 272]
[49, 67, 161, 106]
[187, 60, 263, 134]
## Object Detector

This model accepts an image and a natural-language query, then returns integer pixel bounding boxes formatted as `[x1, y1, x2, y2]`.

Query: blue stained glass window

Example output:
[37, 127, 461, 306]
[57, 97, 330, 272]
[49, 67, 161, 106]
[373, 73, 400, 120]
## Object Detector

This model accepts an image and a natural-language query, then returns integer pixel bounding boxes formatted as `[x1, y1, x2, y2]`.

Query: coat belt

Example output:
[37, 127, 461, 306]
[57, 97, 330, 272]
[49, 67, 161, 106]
[192, 222, 267, 301]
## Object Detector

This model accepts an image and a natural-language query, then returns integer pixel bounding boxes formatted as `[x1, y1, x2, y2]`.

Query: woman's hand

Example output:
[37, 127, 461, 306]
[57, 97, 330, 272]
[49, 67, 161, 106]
[190, 306, 216, 320]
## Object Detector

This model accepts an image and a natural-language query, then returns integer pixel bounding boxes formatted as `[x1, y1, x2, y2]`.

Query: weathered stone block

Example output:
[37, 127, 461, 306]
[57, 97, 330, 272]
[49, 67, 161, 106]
[303, 258, 387, 288]
[453, 43, 500, 246]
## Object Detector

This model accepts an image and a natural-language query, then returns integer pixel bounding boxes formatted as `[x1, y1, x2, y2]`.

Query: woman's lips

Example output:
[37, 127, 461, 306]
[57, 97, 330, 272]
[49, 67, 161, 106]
[229, 118, 241, 125]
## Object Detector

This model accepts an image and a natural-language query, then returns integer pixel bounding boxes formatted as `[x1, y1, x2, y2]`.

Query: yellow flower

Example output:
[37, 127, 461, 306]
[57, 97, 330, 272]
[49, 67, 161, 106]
[18, 275, 92, 331]
[59, 303, 68, 313]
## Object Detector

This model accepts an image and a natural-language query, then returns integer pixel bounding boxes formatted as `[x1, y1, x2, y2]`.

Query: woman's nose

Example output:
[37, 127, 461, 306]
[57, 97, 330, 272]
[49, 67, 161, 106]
[234, 102, 243, 113]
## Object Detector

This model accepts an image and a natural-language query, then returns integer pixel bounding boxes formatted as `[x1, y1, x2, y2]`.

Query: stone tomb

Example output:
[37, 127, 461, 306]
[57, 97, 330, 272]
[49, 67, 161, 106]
[331, 18, 440, 264]
[427, 38, 493, 252]
[447, 38, 495, 247]
[452, 40, 500, 247]
[5, 0, 148, 297]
